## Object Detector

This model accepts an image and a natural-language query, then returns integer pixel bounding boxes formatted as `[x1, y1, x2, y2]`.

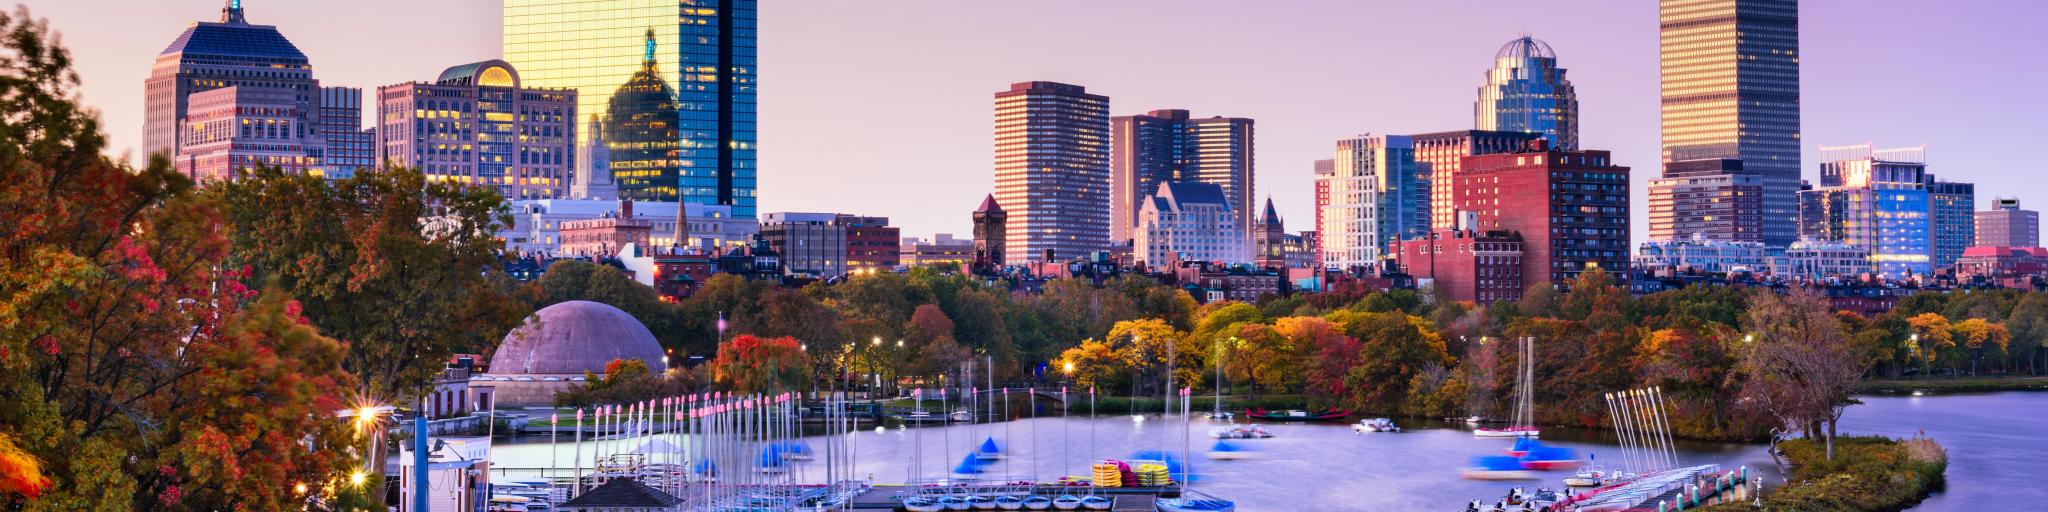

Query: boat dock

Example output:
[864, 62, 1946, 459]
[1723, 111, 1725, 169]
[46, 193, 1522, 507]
[844, 485, 1179, 510]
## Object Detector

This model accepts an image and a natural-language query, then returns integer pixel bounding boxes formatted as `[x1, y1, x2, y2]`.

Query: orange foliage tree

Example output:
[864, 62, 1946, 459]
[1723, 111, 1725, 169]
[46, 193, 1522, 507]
[710, 335, 812, 394]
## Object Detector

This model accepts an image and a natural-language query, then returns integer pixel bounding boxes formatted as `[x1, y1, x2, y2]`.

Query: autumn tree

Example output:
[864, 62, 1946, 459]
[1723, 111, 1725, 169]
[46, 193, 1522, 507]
[1903, 313, 1954, 377]
[710, 335, 812, 395]
[1738, 289, 1869, 460]
[1334, 311, 1453, 414]
[555, 358, 699, 408]
[1275, 316, 1356, 408]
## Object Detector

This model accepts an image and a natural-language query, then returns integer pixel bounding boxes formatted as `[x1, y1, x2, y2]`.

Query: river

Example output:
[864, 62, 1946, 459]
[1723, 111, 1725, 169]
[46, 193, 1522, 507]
[478, 392, 2037, 510]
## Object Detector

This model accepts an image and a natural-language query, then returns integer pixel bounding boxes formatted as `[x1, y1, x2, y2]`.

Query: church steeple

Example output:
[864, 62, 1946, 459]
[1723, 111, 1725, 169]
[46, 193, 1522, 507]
[221, 0, 246, 24]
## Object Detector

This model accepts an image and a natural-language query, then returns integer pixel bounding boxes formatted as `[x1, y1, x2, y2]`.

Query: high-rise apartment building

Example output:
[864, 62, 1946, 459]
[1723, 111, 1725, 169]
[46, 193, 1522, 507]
[993, 82, 1111, 264]
[1109, 110, 1254, 243]
[1647, 158, 1765, 242]
[1928, 180, 1976, 268]
[375, 60, 576, 199]
[1411, 130, 1541, 231]
[317, 87, 374, 179]
[1799, 145, 1943, 279]
[1454, 144, 1631, 287]
[146, 1, 319, 163]
[1976, 199, 2040, 248]
[1321, 135, 1422, 271]
[1133, 182, 1245, 266]
[504, 0, 758, 217]
[175, 86, 320, 182]
[1475, 36, 1578, 151]
[1657, 0, 1802, 246]
[1312, 158, 1334, 267]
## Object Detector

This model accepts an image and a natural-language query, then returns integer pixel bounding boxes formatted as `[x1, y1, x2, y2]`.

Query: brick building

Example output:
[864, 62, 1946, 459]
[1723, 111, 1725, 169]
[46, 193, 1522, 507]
[1453, 141, 1630, 288]
[1395, 229, 1525, 304]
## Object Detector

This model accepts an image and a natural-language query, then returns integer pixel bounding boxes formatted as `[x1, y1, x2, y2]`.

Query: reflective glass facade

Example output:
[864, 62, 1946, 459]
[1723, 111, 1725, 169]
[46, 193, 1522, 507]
[605, 31, 684, 203]
[1475, 37, 1578, 151]
[504, 0, 757, 217]
[1109, 110, 1254, 243]
[1658, 0, 1801, 246]
[992, 82, 1111, 264]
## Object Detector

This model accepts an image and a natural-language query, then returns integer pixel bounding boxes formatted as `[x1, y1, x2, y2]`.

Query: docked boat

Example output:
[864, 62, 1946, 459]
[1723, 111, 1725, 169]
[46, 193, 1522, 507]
[904, 496, 945, 512]
[1052, 495, 1082, 510]
[1204, 411, 1234, 421]
[995, 496, 1025, 510]
[1205, 425, 1272, 439]
[1022, 495, 1053, 510]
[1244, 408, 1348, 422]
[950, 409, 975, 422]
[942, 496, 971, 511]
[1352, 417, 1400, 433]
[1080, 495, 1112, 510]
[968, 496, 996, 510]
[1564, 466, 1609, 487]
[1154, 490, 1235, 512]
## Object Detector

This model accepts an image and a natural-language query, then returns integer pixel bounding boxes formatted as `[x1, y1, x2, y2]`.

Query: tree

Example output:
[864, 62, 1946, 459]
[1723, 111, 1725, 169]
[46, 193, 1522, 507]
[709, 335, 811, 394]
[1275, 316, 1355, 408]
[904, 304, 969, 382]
[1223, 322, 1301, 397]
[213, 166, 528, 400]
[1950, 318, 2010, 376]
[555, 358, 699, 408]
[1739, 289, 1869, 461]
[2007, 294, 2048, 374]
[1338, 312, 1453, 414]
[1903, 313, 1954, 377]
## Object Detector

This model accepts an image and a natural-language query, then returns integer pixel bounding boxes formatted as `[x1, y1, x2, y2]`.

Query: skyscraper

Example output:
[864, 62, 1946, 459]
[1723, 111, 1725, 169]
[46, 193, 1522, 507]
[1928, 180, 1976, 268]
[1800, 145, 1938, 279]
[1657, 0, 1801, 246]
[146, 0, 319, 163]
[605, 30, 683, 204]
[1475, 36, 1578, 151]
[374, 60, 576, 199]
[1410, 130, 1542, 231]
[1976, 199, 2040, 248]
[316, 86, 374, 180]
[993, 81, 1111, 264]
[1321, 134, 1422, 271]
[1109, 110, 1254, 243]
[175, 86, 320, 182]
[503, 0, 758, 217]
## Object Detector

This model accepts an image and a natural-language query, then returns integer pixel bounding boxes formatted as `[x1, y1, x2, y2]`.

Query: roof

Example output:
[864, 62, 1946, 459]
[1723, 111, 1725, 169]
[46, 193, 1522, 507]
[159, 22, 308, 63]
[559, 478, 681, 509]
[489, 301, 666, 375]
[437, 60, 520, 87]
[975, 194, 1004, 214]
[1496, 36, 1556, 60]
[1158, 181, 1231, 207]
[1961, 246, 2048, 258]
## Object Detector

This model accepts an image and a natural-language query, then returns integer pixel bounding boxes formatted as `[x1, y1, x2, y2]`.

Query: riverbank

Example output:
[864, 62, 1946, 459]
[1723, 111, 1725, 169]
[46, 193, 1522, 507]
[1700, 435, 1945, 512]
[1860, 375, 2048, 394]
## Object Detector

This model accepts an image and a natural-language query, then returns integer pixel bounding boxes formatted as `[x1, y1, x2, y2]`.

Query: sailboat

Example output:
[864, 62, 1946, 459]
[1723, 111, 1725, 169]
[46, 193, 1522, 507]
[1476, 337, 1540, 438]
[1156, 387, 1236, 512]
[1205, 340, 1232, 421]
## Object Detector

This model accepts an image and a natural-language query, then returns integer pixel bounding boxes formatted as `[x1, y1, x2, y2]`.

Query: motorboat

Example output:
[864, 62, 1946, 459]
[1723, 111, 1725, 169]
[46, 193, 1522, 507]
[1022, 495, 1053, 510]
[1352, 417, 1400, 433]
[1052, 494, 1083, 510]
[1205, 425, 1272, 439]
[1204, 411, 1234, 421]
[1154, 490, 1235, 512]
[1080, 495, 1112, 510]
[995, 496, 1025, 510]
[1474, 426, 1540, 438]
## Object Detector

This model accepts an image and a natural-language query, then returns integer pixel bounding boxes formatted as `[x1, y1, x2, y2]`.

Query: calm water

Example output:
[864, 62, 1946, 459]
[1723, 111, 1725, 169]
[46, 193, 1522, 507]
[1837, 391, 2048, 511]
[481, 393, 2040, 510]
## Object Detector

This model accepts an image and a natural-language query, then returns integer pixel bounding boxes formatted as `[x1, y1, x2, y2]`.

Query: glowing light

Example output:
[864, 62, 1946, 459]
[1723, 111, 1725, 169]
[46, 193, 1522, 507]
[350, 470, 367, 487]
[293, 482, 308, 495]
[1062, 362, 1074, 374]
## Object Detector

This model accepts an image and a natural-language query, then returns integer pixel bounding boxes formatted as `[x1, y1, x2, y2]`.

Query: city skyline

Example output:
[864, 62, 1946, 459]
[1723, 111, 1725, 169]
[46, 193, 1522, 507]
[32, 0, 2048, 243]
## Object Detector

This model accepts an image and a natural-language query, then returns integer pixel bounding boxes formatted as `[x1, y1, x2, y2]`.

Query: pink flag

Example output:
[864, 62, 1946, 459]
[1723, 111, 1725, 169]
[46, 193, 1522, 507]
[576, 409, 584, 421]
[551, 413, 558, 423]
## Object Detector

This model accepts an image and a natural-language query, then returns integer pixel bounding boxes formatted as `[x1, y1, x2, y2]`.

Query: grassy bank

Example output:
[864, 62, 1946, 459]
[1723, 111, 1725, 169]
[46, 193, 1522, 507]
[1860, 375, 2048, 394]
[1701, 435, 1946, 512]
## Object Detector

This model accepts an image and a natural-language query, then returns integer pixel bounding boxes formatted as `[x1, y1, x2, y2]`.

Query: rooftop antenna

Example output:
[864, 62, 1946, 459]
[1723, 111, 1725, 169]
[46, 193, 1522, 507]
[221, 0, 247, 24]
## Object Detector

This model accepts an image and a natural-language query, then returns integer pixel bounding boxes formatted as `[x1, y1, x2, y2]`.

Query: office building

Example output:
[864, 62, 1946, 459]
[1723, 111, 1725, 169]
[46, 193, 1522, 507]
[145, 1, 319, 162]
[1647, 158, 1765, 242]
[375, 60, 577, 199]
[839, 214, 900, 273]
[760, 212, 847, 278]
[317, 87, 373, 179]
[503, 0, 757, 217]
[1658, 0, 1801, 246]
[1928, 180, 1976, 268]
[1475, 36, 1578, 151]
[175, 86, 320, 182]
[1321, 136, 1385, 271]
[1454, 142, 1631, 287]
[1133, 182, 1245, 266]
[992, 81, 1111, 263]
[901, 234, 976, 268]
[1799, 145, 1936, 279]
[1411, 130, 1541, 231]
[1976, 199, 2040, 248]
[1110, 109, 1255, 243]
[604, 30, 683, 203]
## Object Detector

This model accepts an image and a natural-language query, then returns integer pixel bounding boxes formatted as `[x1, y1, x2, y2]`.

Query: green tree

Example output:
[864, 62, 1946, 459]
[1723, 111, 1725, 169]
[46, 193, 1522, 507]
[2007, 293, 2048, 374]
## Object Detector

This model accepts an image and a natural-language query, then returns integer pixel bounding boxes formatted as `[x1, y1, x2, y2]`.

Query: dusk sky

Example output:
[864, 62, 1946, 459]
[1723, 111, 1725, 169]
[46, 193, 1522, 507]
[27, 0, 2046, 242]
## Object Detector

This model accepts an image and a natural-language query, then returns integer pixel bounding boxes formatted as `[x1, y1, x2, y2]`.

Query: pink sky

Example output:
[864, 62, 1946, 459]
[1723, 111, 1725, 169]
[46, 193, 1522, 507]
[27, 0, 2046, 243]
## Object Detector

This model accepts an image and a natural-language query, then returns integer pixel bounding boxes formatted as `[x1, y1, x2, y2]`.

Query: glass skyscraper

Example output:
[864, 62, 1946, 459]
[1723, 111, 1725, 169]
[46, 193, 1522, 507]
[1109, 110, 1255, 244]
[604, 30, 684, 204]
[1474, 36, 1577, 151]
[504, 0, 757, 218]
[1657, 0, 1801, 246]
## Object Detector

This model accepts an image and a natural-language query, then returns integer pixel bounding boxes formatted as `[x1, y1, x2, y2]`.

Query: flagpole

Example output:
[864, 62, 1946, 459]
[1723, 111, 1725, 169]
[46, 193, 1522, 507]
[574, 408, 584, 496]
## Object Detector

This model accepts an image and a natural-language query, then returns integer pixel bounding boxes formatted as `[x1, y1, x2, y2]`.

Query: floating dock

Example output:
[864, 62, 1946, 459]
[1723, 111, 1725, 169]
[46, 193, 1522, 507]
[844, 485, 1182, 510]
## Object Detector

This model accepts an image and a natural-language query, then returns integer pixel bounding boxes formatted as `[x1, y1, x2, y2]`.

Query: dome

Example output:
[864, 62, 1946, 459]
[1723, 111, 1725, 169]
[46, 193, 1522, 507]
[490, 300, 667, 375]
[1496, 36, 1556, 60]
